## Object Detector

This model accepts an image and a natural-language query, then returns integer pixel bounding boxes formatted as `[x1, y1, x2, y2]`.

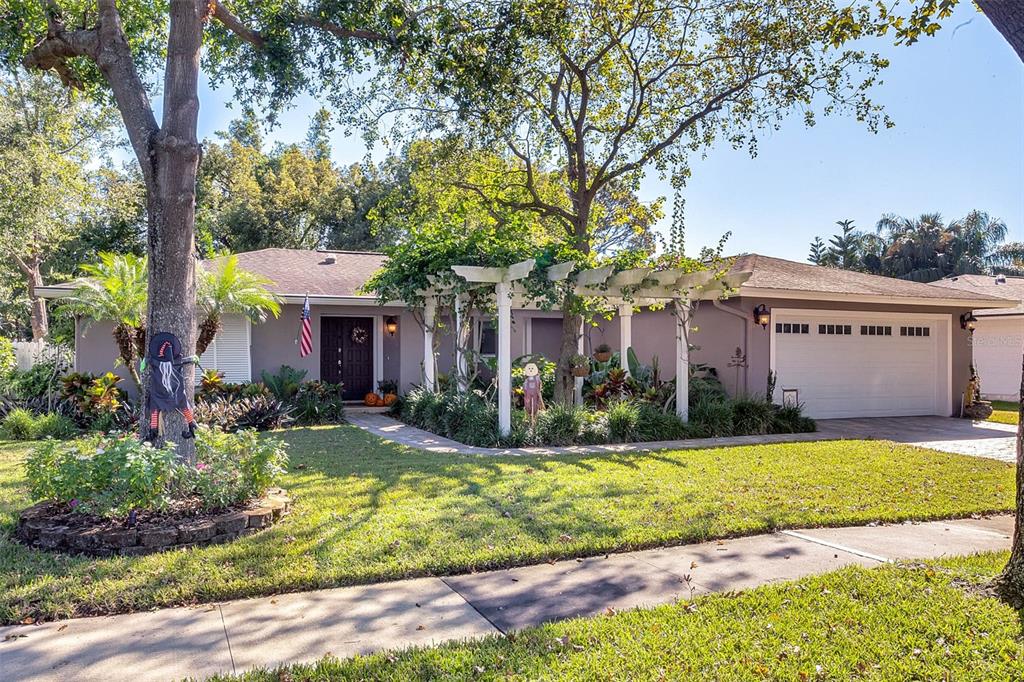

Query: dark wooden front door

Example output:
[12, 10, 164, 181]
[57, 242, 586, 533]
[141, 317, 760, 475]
[321, 317, 374, 400]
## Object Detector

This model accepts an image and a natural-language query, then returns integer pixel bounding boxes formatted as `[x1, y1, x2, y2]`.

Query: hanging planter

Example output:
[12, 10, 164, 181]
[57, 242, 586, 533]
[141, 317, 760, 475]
[570, 354, 591, 377]
[593, 343, 612, 363]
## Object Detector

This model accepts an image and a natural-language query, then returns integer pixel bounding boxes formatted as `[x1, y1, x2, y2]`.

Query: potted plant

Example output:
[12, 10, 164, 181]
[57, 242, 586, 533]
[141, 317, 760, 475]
[593, 343, 612, 363]
[570, 354, 591, 377]
[378, 379, 399, 406]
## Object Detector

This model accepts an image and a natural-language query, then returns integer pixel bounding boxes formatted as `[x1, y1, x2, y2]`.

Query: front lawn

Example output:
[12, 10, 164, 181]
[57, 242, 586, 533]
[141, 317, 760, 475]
[214, 552, 1023, 681]
[988, 400, 1019, 425]
[0, 426, 1015, 624]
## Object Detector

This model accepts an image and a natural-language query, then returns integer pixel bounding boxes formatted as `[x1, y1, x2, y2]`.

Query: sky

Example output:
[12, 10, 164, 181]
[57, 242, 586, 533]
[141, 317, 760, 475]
[184, 2, 1024, 263]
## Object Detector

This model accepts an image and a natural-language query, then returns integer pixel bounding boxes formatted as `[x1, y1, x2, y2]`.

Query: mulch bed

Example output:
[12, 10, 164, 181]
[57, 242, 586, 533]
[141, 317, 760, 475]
[15, 488, 290, 557]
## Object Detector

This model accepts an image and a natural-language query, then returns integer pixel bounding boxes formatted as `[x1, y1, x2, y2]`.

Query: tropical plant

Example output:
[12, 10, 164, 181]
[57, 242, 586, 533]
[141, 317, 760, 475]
[193, 395, 293, 433]
[58, 252, 147, 390]
[291, 381, 346, 426]
[196, 255, 282, 355]
[260, 365, 308, 400]
[199, 369, 227, 397]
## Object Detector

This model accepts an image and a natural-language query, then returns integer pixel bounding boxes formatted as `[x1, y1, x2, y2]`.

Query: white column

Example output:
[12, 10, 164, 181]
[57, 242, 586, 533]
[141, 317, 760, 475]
[675, 298, 689, 421]
[496, 282, 513, 436]
[423, 296, 437, 391]
[618, 304, 633, 373]
[575, 318, 584, 406]
[455, 294, 468, 392]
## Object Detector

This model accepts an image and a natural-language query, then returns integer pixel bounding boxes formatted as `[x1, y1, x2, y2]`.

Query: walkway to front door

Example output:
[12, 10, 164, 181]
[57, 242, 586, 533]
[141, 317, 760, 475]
[320, 317, 374, 400]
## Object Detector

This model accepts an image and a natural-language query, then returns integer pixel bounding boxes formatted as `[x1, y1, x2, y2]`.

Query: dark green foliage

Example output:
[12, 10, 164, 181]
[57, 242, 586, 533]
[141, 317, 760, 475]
[635, 403, 689, 441]
[731, 397, 776, 436]
[537, 403, 586, 446]
[606, 400, 640, 443]
[290, 381, 346, 426]
[689, 375, 729, 405]
[194, 395, 293, 432]
[260, 366, 307, 401]
[31, 413, 80, 440]
[688, 397, 735, 438]
[2, 362, 62, 400]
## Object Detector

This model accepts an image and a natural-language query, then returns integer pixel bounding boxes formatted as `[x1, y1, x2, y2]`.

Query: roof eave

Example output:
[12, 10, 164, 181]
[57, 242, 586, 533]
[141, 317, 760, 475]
[738, 285, 1018, 309]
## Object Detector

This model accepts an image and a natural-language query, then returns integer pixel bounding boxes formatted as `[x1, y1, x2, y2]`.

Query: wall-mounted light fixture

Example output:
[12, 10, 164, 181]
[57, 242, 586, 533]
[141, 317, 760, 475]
[960, 312, 978, 333]
[385, 316, 398, 336]
[753, 304, 771, 329]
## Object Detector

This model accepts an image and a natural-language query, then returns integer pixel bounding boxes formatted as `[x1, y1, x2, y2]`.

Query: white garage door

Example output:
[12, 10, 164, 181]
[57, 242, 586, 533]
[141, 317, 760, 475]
[971, 317, 1023, 401]
[771, 311, 950, 419]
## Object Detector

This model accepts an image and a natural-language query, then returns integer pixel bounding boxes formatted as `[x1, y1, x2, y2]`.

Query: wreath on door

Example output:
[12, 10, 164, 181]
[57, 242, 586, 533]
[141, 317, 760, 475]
[351, 326, 369, 345]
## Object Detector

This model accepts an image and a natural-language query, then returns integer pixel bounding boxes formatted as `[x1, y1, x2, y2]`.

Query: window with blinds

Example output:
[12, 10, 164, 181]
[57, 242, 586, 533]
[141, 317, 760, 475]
[197, 314, 252, 383]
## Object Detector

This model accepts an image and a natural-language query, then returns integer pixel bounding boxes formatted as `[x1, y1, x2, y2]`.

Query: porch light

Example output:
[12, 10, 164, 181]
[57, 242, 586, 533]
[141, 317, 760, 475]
[960, 312, 978, 333]
[385, 316, 398, 336]
[753, 304, 771, 329]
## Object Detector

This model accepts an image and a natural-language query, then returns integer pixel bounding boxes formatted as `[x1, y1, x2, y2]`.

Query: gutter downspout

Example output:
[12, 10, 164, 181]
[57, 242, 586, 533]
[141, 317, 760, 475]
[713, 300, 749, 395]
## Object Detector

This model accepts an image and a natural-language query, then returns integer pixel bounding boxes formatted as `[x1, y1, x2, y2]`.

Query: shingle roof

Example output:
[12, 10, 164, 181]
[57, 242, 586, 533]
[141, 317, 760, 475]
[929, 273, 1024, 315]
[730, 253, 1010, 305]
[206, 248, 385, 299]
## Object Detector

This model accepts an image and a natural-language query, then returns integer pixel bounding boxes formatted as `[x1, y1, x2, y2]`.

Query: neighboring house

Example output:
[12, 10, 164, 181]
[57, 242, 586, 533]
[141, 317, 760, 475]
[931, 274, 1024, 401]
[38, 249, 1014, 418]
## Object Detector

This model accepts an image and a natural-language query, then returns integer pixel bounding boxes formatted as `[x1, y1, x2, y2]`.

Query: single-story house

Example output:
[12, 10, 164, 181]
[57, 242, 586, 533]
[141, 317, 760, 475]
[931, 273, 1024, 401]
[39, 249, 1015, 419]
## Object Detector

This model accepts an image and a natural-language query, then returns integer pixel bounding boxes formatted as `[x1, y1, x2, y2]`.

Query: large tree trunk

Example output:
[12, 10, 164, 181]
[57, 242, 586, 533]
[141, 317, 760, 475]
[553, 199, 593, 404]
[995, 350, 1024, 605]
[15, 256, 48, 341]
[140, 0, 204, 463]
[978, 0, 1024, 62]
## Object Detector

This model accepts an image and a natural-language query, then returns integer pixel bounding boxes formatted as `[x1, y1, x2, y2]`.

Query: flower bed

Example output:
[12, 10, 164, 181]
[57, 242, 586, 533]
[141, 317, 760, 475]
[16, 427, 289, 555]
[16, 489, 290, 557]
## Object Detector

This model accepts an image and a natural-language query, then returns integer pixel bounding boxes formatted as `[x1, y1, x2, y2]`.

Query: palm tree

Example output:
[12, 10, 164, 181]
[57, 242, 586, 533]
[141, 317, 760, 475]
[196, 255, 281, 355]
[876, 212, 950, 281]
[950, 210, 1008, 275]
[58, 252, 148, 391]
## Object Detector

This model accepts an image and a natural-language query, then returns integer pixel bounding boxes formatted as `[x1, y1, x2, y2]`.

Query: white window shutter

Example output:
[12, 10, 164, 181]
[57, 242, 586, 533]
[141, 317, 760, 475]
[197, 314, 252, 383]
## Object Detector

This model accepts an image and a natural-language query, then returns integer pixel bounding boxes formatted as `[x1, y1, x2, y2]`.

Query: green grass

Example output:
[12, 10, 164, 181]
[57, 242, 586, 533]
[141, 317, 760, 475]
[212, 552, 1024, 681]
[988, 400, 1020, 425]
[0, 426, 1015, 624]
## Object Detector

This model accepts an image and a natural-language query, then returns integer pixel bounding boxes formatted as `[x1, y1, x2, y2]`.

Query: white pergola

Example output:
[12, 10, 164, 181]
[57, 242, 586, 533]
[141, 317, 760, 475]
[419, 259, 751, 437]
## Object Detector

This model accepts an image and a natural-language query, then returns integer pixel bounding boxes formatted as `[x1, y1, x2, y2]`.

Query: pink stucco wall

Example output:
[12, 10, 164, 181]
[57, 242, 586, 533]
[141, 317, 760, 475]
[73, 296, 974, 413]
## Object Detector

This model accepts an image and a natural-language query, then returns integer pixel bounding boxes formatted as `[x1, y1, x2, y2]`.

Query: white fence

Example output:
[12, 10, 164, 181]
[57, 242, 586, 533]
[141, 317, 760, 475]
[11, 340, 72, 372]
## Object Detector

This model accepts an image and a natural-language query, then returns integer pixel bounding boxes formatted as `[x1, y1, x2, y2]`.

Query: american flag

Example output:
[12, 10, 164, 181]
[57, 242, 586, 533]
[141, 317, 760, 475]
[298, 294, 313, 357]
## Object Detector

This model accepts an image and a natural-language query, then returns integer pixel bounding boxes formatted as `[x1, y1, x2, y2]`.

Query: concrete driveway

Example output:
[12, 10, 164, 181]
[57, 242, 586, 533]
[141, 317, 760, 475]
[817, 416, 1017, 462]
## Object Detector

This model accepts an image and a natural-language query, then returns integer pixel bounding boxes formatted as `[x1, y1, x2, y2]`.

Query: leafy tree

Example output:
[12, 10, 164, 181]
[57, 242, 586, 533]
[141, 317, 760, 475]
[373, 0, 892, 401]
[58, 253, 148, 391]
[196, 255, 281, 355]
[0, 70, 114, 340]
[3, 0, 436, 457]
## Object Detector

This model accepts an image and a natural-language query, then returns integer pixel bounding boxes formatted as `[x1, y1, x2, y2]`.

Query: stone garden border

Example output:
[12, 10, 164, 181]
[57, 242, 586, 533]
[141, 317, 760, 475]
[15, 488, 291, 557]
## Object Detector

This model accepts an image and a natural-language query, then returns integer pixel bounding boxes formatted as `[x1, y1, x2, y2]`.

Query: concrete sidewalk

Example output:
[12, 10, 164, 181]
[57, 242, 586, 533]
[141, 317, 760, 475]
[1, 514, 1013, 681]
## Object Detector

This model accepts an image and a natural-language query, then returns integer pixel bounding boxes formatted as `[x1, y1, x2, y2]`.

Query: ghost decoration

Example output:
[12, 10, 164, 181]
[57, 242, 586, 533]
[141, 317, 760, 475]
[142, 331, 198, 441]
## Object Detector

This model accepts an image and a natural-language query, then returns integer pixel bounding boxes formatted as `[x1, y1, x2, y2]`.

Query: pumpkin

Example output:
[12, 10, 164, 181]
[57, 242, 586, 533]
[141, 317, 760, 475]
[364, 392, 380, 406]
[383, 393, 398, 406]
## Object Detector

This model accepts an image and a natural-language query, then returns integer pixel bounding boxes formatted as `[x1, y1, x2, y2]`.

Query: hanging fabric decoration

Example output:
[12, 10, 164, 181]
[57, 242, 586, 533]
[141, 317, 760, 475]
[142, 331, 198, 442]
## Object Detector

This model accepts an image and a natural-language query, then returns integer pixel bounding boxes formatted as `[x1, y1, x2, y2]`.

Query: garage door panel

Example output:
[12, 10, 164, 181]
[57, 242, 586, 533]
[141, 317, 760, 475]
[772, 314, 946, 419]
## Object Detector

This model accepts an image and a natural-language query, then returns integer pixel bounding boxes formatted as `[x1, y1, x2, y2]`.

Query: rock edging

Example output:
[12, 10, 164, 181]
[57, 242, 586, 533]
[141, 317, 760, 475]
[15, 489, 291, 557]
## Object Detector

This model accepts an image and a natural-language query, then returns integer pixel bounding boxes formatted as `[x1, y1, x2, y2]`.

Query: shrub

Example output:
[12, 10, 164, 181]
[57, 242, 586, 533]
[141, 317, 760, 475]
[453, 398, 501, 448]
[537, 403, 585, 446]
[5, 362, 60, 400]
[26, 428, 288, 519]
[291, 381, 346, 426]
[579, 411, 610, 444]
[731, 397, 775, 436]
[32, 413, 79, 440]
[689, 375, 728, 404]
[635, 404, 688, 441]
[185, 428, 289, 510]
[27, 434, 180, 517]
[1, 408, 36, 440]
[688, 396, 734, 438]
[261, 365, 307, 400]
[194, 395, 293, 432]
[607, 400, 641, 443]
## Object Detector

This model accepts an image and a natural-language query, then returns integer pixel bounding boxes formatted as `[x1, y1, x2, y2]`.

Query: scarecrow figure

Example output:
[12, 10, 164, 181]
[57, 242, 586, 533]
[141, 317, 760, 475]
[522, 362, 545, 427]
[142, 331, 198, 441]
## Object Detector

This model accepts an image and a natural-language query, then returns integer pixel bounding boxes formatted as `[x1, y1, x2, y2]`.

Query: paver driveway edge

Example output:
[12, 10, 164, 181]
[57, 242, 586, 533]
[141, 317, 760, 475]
[0, 514, 1013, 682]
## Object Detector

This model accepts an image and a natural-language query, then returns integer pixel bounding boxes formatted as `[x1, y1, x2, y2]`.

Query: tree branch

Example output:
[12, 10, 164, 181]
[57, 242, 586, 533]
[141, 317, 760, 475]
[211, 0, 265, 49]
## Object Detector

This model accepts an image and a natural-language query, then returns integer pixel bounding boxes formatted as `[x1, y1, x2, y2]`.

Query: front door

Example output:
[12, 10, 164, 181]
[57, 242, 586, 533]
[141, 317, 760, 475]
[321, 317, 374, 400]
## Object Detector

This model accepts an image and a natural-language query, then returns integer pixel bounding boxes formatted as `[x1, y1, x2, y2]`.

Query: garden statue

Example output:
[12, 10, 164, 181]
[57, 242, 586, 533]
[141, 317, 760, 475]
[142, 331, 198, 442]
[522, 362, 545, 427]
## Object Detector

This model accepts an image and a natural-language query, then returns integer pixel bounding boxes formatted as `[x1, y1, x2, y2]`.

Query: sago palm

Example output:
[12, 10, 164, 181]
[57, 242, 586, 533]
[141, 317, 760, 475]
[58, 252, 147, 390]
[197, 254, 281, 355]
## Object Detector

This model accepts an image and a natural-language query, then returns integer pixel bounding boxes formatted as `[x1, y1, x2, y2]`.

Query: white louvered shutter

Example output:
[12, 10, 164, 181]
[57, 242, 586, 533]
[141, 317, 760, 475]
[197, 314, 252, 383]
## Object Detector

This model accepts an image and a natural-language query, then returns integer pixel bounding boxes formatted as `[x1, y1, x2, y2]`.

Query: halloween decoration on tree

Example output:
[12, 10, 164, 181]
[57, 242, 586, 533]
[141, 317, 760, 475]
[142, 331, 198, 442]
[522, 362, 545, 427]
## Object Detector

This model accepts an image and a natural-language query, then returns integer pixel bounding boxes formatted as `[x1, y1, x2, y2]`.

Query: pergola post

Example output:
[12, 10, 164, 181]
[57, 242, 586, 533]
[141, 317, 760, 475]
[674, 298, 689, 421]
[455, 294, 468, 392]
[496, 281, 513, 436]
[618, 304, 633, 373]
[422, 295, 437, 391]
[575, 318, 585, 406]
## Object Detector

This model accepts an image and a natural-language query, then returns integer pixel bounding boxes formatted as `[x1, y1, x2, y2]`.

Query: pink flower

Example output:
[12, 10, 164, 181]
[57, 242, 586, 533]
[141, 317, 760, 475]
[69, 499, 79, 509]
[196, 462, 208, 471]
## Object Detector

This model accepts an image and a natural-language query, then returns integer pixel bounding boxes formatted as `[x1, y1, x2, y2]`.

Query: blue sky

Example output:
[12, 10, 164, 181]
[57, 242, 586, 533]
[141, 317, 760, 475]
[189, 3, 1023, 262]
